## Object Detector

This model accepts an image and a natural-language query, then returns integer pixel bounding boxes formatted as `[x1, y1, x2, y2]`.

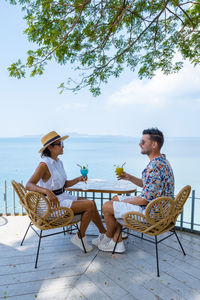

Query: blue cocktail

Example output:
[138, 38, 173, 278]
[80, 167, 88, 178]
[77, 164, 88, 184]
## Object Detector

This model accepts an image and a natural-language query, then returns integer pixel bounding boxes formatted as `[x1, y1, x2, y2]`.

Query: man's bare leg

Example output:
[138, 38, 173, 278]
[112, 195, 120, 201]
[102, 201, 122, 241]
[113, 222, 122, 242]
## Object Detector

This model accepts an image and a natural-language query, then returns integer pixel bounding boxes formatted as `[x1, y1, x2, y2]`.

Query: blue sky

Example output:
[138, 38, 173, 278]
[1, 1, 200, 138]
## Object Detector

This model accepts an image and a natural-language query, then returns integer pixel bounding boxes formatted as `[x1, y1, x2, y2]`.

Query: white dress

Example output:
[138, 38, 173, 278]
[38, 156, 77, 208]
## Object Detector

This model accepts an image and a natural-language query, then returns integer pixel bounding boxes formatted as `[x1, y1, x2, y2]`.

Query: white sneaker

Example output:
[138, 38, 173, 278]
[92, 233, 106, 246]
[82, 236, 93, 252]
[71, 233, 93, 252]
[98, 234, 111, 246]
[122, 232, 128, 239]
[98, 239, 125, 253]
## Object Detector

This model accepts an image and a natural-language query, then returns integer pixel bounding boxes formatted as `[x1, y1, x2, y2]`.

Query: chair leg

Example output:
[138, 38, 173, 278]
[112, 226, 122, 254]
[141, 233, 144, 239]
[21, 221, 32, 246]
[35, 230, 42, 268]
[173, 229, 186, 255]
[63, 227, 66, 235]
[155, 236, 160, 277]
[70, 225, 73, 234]
[77, 226, 87, 253]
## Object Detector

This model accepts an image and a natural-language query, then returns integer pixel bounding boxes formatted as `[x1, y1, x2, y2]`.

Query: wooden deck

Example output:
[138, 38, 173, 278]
[1, 216, 200, 300]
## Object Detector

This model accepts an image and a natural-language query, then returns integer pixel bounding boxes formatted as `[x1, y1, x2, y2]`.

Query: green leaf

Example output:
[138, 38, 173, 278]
[7, 0, 200, 96]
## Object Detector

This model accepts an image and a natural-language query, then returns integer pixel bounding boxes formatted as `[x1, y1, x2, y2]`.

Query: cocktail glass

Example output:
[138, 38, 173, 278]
[115, 162, 126, 188]
[115, 166, 124, 177]
[80, 167, 88, 180]
[77, 164, 88, 184]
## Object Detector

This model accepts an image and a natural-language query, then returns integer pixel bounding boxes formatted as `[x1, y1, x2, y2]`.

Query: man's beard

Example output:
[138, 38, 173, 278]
[141, 149, 151, 155]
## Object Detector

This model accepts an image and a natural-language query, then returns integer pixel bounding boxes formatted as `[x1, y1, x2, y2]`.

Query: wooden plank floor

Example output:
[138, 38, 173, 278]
[0, 216, 200, 300]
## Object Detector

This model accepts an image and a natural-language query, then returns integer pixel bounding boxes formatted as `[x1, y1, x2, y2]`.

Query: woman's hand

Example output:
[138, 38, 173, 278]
[45, 190, 60, 208]
[79, 175, 88, 183]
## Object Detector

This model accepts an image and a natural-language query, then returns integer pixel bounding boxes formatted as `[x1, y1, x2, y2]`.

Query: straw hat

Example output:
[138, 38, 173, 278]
[39, 131, 69, 153]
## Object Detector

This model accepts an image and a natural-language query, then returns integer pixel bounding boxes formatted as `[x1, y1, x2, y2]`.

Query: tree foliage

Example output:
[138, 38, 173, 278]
[7, 0, 200, 96]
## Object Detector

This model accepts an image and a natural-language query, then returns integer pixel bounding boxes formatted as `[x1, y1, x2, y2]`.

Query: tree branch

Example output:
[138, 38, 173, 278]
[101, 0, 136, 49]
[154, 18, 159, 50]
[172, 0, 195, 28]
[114, 0, 171, 62]
[166, 7, 184, 25]
[37, 0, 91, 66]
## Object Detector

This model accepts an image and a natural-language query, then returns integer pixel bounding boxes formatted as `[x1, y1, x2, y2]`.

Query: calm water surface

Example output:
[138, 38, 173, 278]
[0, 136, 199, 192]
[0, 136, 200, 218]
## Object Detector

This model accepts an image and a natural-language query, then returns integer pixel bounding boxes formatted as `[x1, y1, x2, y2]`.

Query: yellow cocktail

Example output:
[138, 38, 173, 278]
[115, 162, 126, 177]
[115, 166, 124, 176]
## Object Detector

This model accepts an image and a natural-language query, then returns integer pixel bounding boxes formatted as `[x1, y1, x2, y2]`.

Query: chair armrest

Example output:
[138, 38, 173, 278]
[25, 192, 76, 229]
[143, 217, 173, 235]
[145, 196, 175, 225]
[25, 191, 51, 218]
[45, 206, 74, 226]
[122, 211, 150, 232]
[121, 211, 173, 235]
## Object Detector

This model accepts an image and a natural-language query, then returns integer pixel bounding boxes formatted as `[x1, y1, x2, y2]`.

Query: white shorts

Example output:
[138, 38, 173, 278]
[58, 191, 78, 208]
[113, 195, 145, 219]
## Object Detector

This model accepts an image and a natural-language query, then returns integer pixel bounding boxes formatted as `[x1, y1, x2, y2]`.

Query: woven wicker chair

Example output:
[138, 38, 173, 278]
[11, 180, 84, 268]
[114, 185, 191, 276]
[11, 180, 27, 207]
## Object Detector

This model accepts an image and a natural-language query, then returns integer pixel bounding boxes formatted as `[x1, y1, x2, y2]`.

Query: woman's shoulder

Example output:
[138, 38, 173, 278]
[37, 161, 48, 171]
[32, 161, 49, 179]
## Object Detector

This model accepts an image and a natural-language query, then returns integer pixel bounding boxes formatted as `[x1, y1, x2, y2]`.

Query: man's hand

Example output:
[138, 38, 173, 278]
[117, 171, 131, 181]
[117, 172, 143, 187]
[45, 190, 60, 208]
[122, 195, 148, 206]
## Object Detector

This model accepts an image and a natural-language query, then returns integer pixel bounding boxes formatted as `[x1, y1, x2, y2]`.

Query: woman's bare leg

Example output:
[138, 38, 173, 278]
[78, 198, 106, 234]
[70, 200, 93, 238]
[91, 200, 106, 233]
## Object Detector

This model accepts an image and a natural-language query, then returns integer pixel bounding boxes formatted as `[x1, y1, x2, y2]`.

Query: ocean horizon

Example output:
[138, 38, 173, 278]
[0, 134, 199, 194]
[0, 134, 200, 225]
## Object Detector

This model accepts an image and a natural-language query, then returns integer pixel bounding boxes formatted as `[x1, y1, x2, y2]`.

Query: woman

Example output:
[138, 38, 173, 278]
[26, 131, 106, 252]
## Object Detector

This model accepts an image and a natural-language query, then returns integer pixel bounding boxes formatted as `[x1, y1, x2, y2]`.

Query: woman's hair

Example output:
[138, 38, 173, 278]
[41, 147, 51, 157]
[142, 128, 164, 149]
[41, 141, 58, 157]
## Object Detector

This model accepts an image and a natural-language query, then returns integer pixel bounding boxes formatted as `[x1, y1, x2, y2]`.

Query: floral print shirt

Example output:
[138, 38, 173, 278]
[140, 155, 174, 203]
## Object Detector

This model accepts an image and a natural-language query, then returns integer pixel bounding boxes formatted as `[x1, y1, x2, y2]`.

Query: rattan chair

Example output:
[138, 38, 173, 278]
[114, 185, 191, 276]
[11, 180, 84, 268]
[11, 180, 27, 207]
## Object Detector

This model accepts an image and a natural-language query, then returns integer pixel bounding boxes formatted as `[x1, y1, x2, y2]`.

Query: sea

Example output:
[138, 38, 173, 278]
[0, 135, 200, 224]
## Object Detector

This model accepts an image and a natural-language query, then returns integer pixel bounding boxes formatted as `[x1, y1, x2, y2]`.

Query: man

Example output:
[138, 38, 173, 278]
[98, 128, 174, 253]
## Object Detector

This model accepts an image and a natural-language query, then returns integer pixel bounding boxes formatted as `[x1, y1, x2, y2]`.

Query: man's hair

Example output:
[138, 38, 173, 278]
[142, 128, 164, 149]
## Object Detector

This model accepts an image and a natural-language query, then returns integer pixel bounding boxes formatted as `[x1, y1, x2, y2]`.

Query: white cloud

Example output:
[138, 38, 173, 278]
[107, 62, 200, 108]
